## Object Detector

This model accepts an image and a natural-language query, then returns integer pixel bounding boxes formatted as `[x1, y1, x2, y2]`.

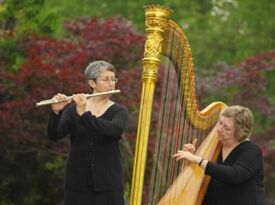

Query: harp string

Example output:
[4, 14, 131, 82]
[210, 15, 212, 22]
[146, 27, 175, 204]
[145, 22, 217, 204]
[158, 26, 180, 199]
[146, 26, 189, 204]
[163, 27, 186, 194]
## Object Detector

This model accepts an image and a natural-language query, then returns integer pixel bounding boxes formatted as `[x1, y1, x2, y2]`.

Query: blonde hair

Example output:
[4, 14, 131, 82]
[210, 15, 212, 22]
[220, 105, 254, 141]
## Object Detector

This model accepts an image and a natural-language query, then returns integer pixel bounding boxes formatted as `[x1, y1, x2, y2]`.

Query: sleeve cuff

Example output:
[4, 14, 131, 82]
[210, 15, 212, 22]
[205, 161, 215, 175]
[79, 111, 92, 124]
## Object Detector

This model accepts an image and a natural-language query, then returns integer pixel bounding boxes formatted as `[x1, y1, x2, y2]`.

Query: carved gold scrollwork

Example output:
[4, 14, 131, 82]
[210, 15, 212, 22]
[144, 34, 162, 58]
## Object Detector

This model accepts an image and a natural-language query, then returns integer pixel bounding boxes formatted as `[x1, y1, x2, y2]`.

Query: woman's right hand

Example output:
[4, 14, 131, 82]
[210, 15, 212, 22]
[51, 93, 71, 115]
[174, 138, 200, 164]
[73, 93, 87, 116]
[183, 138, 198, 154]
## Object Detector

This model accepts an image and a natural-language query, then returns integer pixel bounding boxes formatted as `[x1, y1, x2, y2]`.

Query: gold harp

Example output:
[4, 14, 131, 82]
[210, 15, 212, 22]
[130, 5, 226, 205]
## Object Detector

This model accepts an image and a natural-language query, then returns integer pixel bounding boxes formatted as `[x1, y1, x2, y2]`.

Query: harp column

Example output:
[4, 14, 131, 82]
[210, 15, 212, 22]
[130, 5, 173, 205]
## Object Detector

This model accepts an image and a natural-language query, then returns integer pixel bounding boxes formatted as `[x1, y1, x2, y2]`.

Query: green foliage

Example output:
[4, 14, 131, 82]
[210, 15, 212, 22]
[1, 0, 275, 71]
[0, 141, 64, 205]
[0, 0, 59, 35]
[45, 155, 65, 171]
[172, 0, 275, 69]
[0, 0, 62, 71]
[0, 201, 15, 205]
[0, 0, 275, 203]
[0, 38, 25, 71]
[42, 0, 161, 33]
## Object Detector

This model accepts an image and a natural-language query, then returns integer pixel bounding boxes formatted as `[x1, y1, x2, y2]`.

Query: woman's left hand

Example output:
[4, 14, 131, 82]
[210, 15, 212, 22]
[183, 138, 198, 153]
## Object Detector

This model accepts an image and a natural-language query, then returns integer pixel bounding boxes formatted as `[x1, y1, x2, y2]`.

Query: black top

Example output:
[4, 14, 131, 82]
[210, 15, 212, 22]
[203, 140, 266, 205]
[47, 103, 129, 192]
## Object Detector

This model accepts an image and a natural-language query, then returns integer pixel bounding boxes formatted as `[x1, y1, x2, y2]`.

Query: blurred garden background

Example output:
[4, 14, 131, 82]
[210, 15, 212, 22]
[0, 0, 274, 204]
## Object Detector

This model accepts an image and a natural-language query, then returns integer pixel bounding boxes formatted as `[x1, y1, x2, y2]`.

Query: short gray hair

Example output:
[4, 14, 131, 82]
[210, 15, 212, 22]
[84, 60, 116, 80]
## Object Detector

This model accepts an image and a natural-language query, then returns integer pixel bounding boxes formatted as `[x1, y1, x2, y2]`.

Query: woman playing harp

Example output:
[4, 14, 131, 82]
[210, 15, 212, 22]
[174, 105, 267, 205]
[130, 5, 227, 205]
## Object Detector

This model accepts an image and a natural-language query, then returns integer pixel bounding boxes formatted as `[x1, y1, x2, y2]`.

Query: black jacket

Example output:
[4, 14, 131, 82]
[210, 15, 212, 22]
[47, 103, 129, 192]
[203, 140, 266, 205]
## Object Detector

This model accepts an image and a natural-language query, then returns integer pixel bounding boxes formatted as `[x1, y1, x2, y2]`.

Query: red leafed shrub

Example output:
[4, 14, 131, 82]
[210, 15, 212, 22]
[116, 68, 142, 140]
[0, 16, 145, 203]
[199, 51, 275, 138]
[64, 16, 145, 70]
[0, 36, 89, 145]
[0, 17, 145, 150]
[211, 51, 275, 116]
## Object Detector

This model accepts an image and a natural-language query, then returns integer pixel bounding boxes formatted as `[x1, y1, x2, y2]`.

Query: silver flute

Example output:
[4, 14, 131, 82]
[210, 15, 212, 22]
[36, 89, 121, 107]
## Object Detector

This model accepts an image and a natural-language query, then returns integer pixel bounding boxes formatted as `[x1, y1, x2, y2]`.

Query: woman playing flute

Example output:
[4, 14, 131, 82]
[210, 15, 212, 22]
[47, 60, 129, 205]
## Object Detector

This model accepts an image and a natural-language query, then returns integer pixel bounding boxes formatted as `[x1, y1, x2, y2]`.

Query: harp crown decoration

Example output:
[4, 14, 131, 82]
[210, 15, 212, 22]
[142, 5, 173, 83]
[130, 5, 226, 205]
[144, 5, 173, 31]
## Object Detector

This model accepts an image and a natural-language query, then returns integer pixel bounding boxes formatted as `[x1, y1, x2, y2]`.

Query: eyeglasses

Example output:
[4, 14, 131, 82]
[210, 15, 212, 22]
[217, 120, 234, 133]
[96, 78, 118, 83]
